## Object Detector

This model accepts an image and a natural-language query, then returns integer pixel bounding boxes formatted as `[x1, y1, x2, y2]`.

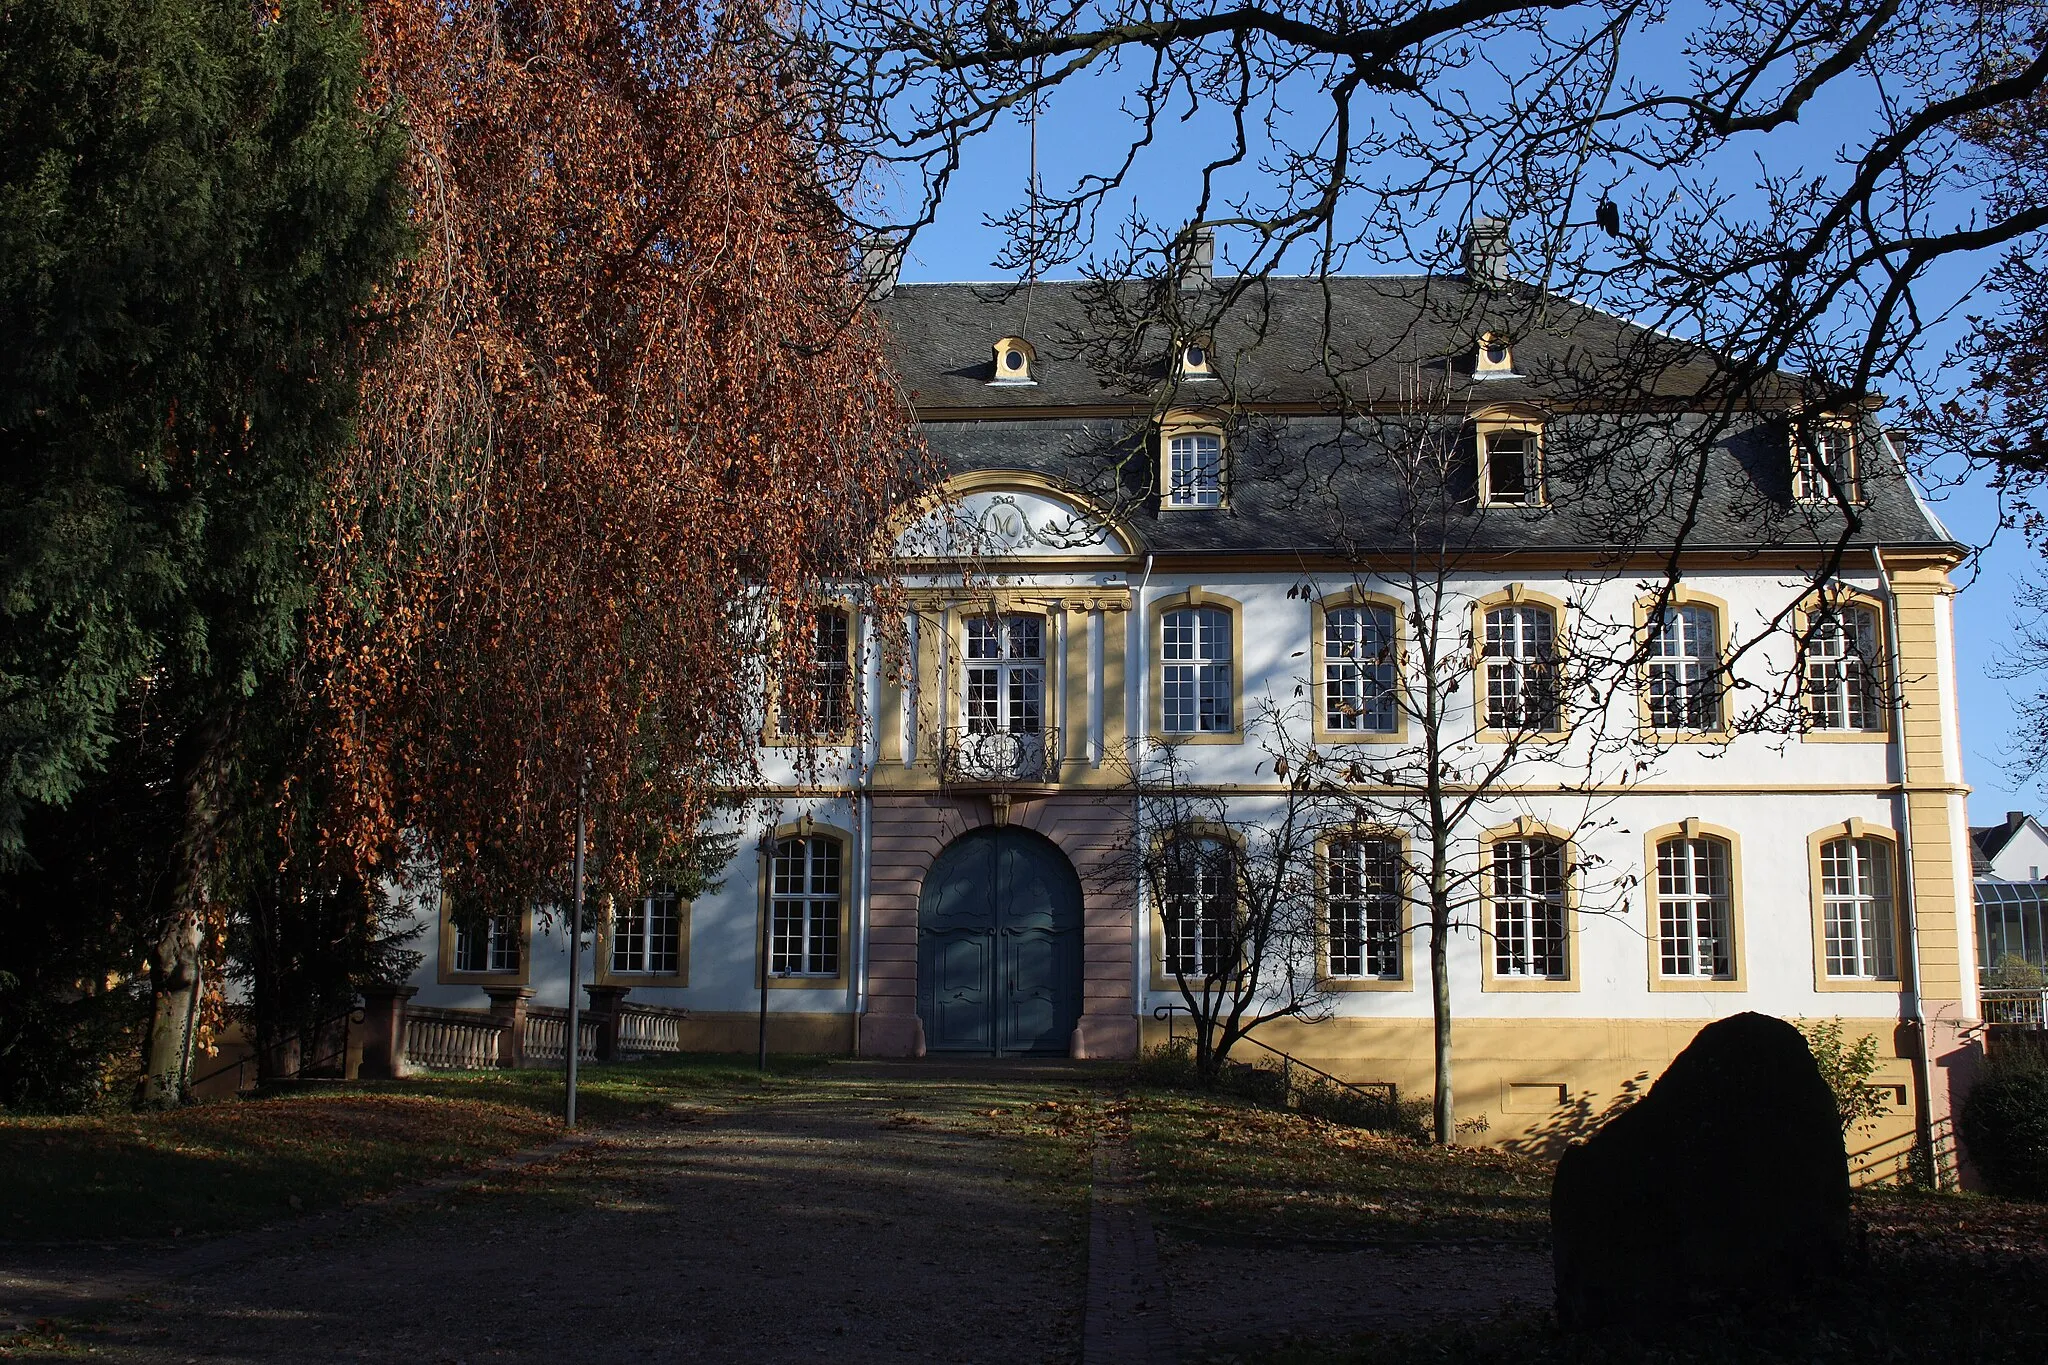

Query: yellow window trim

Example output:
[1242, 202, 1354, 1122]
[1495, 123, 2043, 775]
[992, 335, 1038, 385]
[1314, 827, 1415, 991]
[1792, 588, 1890, 744]
[1158, 408, 1231, 510]
[1310, 587, 1410, 746]
[1806, 819, 1907, 994]
[1148, 587, 1246, 744]
[1472, 405, 1547, 508]
[757, 820, 856, 992]
[1641, 818, 1747, 992]
[1469, 585, 1571, 743]
[1632, 585, 1734, 742]
[763, 602, 860, 749]
[592, 888, 693, 988]
[437, 890, 535, 988]
[1477, 817, 1580, 993]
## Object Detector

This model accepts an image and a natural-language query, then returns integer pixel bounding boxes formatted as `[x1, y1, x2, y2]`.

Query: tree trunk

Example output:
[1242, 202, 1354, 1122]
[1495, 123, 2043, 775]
[135, 710, 232, 1109]
[1431, 905, 1454, 1145]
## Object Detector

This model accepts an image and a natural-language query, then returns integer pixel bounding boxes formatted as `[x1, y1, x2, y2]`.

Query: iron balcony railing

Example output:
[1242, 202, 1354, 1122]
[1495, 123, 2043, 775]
[938, 725, 1060, 786]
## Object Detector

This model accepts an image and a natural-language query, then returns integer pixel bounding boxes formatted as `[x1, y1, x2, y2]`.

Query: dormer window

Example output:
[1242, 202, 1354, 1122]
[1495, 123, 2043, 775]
[1476, 332, 1514, 377]
[1178, 337, 1215, 381]
[1472, 407, 1545, 507]
[1792, 421, 1859, 503]
[1160, 413, 1227, 508]
[992, 336, 1037, 385]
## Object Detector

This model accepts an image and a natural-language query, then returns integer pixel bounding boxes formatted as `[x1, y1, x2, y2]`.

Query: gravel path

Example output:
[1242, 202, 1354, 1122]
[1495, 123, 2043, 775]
[3, 1077, 1092, 1365]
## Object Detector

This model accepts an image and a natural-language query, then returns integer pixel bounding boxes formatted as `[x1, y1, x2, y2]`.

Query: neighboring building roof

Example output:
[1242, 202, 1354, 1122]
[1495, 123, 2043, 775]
[874, 277, 1955, 557]
[1973, 812, 2048, 881]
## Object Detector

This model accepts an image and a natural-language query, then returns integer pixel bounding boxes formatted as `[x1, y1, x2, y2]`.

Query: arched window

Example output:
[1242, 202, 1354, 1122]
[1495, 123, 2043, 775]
[1803, 602, 1883, 732]
[1323, 603, 1398, 733]
[1165, 432, 1225, 507]
[612, 885, 682, 976]
[771, 835, 843, 977]
[1820, 835, 1897, 980]
[1490, 836, 1568, 978]
[1654, 836, 1733, 978]
[1162, 605, 1233, 734]
[1646, 603, 1721, 731]
[1328, 836, 1402, 979]
[1482, 603, 1560, 731]
[1161, 835, 1235, 980]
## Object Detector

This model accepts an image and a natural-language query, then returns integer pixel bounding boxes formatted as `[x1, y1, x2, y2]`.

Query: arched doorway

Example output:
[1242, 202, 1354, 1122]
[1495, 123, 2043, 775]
[917, 827, 1084, 1056]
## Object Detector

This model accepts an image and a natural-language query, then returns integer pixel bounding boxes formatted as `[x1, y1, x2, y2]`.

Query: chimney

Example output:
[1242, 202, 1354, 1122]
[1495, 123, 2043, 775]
[2010, 811, 2028, 834]
[1464, 216, 1511, 288]
[1177, 226, 1215, 291]
[857, 236, 903, 300]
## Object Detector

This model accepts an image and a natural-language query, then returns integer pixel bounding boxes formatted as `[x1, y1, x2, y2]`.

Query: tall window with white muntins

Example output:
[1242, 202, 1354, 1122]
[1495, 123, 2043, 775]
[771, 835, 841, 977]
[808, 608, 851, 736]
[1491, 837, 1567, 978]
[1162, 835, 1235, 979]
[1483, 604, 1559, 731]
[613, 886, 681, 975]
[1166, 433, 1224, 507]
[1803, 604, 1882, 731]
[1793, 426, 1858, 503]
[1162, 607, 1232, 734]
[1324, 604, 1398, 733]
[1821, 836, 1896, 979]
[1328, 837, 1402, 979]
[1646, 604, 1720, 731]
[1483, 430, 1536, 504]
[964, 615, 1043, 735]
[1656, 837, 1732, 978]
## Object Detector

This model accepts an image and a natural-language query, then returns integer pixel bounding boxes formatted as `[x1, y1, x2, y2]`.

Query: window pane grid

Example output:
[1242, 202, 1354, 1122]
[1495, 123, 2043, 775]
[612, 888, 681, 975]
[456, 911, 520, 974]
[964, 615, 1044, 735]
[1324, 606, 1398, 732]
[1163, 839, 1234, 978]
[1483, 606, 1559, 731]
[1167, 434, 1224, 507]
[1485, 432, 1532, 503]
[1162, 607, 1232, 733]
[809, 610, 850, 734]
[1647, 605, 1720, 731]
[1822, 836, 1896, 979]
[771, 837, 841, 976]
[1805, 607, 1881, 732]
[1491, 838, 1567, 978]
[1328, 838, 1402, 978]
[1656, 837, 1732, 978]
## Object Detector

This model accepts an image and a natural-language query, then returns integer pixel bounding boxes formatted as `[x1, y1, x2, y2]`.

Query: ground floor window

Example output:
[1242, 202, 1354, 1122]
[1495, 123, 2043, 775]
[1490, 837, 1567, 979]
[772, 835, 842, 977]
[455, 909, 521, 974]
[1327, 837, 1402, 979]
[613, 886, 682, 976]
[1162, 835, 1235, 980]
[1656, 836, 1733, 979]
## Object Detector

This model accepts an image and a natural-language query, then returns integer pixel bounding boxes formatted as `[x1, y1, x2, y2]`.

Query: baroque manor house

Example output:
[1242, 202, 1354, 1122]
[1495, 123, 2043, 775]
[405, 237, 1979, 1167]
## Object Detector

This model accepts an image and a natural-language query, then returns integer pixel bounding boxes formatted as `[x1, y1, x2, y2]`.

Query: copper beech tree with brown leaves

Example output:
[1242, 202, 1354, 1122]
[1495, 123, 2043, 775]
[319, 0, 927, 925]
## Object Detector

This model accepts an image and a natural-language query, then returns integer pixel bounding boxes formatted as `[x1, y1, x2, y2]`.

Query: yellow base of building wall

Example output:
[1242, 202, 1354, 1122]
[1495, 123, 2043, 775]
[1140, 1014, 1928, 1183]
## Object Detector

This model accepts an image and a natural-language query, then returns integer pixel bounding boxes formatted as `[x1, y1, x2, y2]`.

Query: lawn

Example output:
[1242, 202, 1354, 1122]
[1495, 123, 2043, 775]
[0, 1054, 825, 1242]
[1128, 1086, 1552, 1243]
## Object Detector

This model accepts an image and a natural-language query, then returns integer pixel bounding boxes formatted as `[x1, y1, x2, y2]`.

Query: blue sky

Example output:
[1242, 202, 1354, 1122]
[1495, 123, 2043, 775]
[889, 76, 2040, 827]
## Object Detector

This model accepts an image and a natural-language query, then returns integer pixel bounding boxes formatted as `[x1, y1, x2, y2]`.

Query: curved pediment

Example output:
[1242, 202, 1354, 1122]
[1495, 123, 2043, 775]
[896, 473, 1138, 559]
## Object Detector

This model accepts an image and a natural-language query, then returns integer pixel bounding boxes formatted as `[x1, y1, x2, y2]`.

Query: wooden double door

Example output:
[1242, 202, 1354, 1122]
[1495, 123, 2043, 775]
[917, 828, 1084, 1056]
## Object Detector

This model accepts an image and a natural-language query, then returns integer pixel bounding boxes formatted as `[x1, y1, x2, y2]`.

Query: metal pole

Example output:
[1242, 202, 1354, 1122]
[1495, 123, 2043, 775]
[757, 832, 772, 1073]
[566, 767, 586, 1129]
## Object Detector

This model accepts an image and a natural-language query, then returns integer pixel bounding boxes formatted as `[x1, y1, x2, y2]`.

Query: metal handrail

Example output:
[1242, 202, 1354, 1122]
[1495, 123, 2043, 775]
[1150, 1004, 1397, 1105]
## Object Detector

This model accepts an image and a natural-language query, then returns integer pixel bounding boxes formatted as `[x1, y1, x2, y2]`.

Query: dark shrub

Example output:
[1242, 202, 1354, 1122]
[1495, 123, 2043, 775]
[1960, 1056, 2048, 1199]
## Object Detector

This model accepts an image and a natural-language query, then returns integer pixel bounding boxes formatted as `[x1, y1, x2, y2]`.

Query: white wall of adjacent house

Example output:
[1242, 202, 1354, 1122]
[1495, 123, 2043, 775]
[1985, 818, 2048, 882]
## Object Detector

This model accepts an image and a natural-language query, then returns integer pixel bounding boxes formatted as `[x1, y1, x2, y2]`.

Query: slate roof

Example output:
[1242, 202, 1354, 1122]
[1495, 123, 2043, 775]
[1973, 815, 2043, 876]
[874, 276, 1956, 557]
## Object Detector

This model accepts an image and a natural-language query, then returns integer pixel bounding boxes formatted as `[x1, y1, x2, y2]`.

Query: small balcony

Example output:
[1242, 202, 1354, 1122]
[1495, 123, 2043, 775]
[938, 725, 1061, 790]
